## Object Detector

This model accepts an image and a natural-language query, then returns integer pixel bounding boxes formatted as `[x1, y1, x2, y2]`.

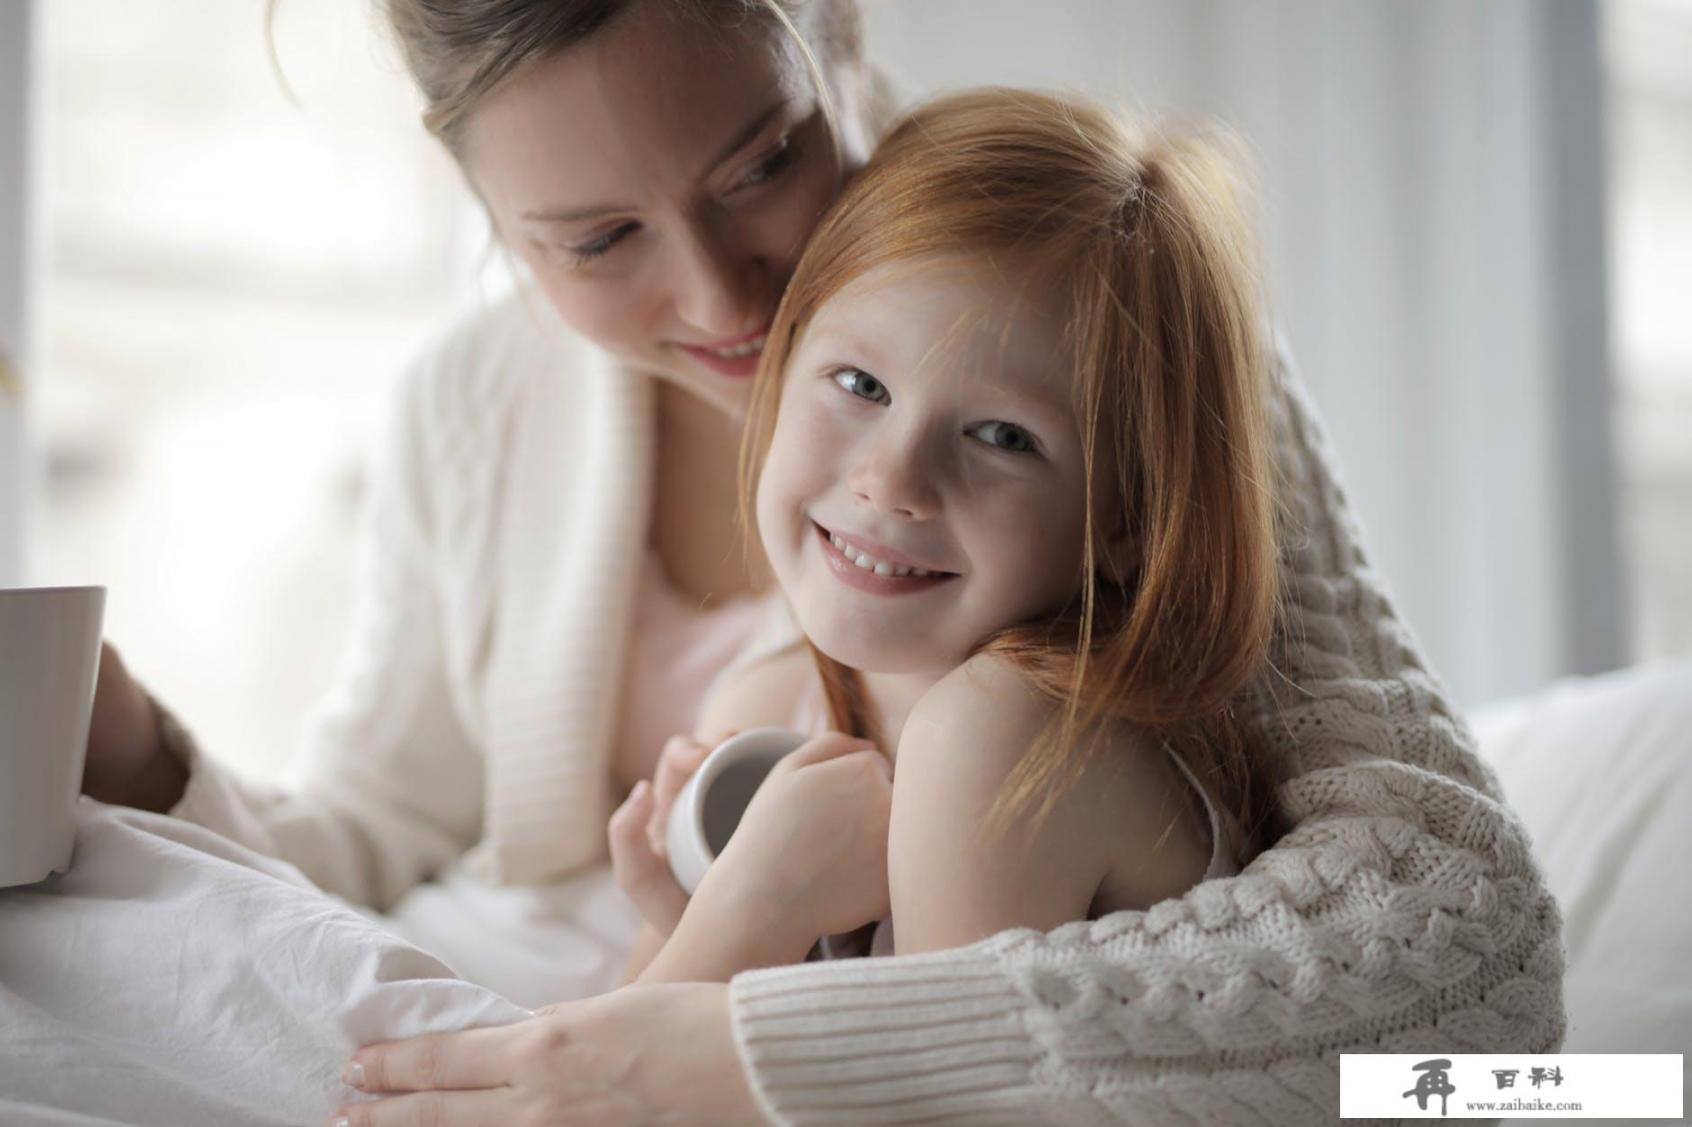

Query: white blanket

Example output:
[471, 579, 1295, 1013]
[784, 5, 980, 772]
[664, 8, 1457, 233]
[0, 801, 531, 1127]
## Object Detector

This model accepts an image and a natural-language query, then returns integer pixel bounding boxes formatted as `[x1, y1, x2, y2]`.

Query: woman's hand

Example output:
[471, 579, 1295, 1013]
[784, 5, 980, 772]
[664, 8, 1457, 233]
[607, 733, 718, 936]
[81, 641, 186, 813]
[329, 982, 765, 1127]
[705, 731, 894, 943]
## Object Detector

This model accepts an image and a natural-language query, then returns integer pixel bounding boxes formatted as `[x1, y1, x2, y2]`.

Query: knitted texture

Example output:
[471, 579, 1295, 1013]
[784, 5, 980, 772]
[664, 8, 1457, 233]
[728, 359, 1567, 1126]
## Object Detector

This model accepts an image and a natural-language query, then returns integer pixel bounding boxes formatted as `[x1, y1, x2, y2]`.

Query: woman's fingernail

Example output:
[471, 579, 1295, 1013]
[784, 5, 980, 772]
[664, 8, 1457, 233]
[328, 1118, 349, 1127]
[342, 1059, 365, 1088]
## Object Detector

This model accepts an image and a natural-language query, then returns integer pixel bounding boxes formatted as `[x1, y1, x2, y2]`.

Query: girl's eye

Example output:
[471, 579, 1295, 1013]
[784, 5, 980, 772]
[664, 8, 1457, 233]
[969, 420, 1038, 454]
[832, 367, 889, 404]
[736, 136, 800, 191]
[566, 223, 637, 265]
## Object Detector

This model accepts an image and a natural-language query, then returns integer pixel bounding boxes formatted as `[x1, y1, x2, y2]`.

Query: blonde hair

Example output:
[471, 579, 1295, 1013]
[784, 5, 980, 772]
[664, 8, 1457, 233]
[740, 88, 1284, 867]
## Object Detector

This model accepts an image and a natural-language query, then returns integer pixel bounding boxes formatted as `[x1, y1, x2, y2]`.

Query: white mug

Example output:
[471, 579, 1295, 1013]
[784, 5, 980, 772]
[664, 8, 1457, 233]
[0, 585, 105, 888]
[665, 727, 808, 895]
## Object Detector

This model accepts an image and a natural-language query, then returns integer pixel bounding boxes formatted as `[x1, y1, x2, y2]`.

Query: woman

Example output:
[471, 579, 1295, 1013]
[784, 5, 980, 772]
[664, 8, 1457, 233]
[79, 1, 1564, 1123]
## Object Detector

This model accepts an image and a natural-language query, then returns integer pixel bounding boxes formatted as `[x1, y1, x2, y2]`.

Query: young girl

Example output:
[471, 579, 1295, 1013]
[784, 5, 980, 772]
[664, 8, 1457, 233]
[609, 86, 1283, 974]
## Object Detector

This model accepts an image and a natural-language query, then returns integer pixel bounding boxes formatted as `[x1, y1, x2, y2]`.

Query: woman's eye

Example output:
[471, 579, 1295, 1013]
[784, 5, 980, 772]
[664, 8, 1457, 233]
[969, 420, 1037, 454]
[566, 223, 636, 265]
[737, 137, 800, 191]
[832, 368, 889, 404]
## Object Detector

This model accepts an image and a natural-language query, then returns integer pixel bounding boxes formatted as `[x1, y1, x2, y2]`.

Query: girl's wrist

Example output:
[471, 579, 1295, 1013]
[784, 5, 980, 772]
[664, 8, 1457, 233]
[699, 859, 821, 961]
[638, 870, 813, 983]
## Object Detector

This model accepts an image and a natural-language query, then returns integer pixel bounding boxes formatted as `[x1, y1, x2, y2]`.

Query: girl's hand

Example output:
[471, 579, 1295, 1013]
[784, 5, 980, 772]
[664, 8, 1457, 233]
[329, 982, 765, 1127]
[606, 733, 718, 936]
[705, 731, 894, 943]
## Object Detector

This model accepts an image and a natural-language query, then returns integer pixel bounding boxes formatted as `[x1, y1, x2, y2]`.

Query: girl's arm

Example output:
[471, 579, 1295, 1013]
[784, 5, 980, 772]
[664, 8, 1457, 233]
[887, 654, 1210, 955]
[633, 881, 816, 984]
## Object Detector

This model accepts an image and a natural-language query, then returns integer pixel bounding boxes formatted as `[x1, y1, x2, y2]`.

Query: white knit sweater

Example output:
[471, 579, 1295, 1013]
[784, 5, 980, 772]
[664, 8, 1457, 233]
[163, 292, 1565, 1123]
[724, 357, 1567, 1125]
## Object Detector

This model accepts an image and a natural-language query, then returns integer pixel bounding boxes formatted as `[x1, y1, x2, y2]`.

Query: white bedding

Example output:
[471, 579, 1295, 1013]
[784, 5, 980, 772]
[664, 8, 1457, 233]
[5, 660, 1686, 1124]
[0, 802, 531, 1127]
[381, 847, 641, 1012]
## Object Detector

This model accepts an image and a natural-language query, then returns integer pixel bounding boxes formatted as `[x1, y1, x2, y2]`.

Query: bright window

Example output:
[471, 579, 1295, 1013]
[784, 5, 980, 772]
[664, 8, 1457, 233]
[30, 0, 490, 780]
[1605, 0, 1692, 660]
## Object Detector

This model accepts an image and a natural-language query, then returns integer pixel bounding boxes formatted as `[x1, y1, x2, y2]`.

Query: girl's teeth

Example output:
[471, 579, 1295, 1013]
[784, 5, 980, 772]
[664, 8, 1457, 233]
[827, 530, 937, 579]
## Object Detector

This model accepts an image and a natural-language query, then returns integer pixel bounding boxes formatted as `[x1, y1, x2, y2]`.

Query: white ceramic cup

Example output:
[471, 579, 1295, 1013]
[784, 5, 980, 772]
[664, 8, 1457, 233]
[0, 585, 105, 888]
[665, 726, 808, 895]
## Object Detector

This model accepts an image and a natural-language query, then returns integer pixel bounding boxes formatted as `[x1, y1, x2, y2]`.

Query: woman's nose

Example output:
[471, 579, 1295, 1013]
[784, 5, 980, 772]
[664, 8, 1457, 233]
[672, 220, 768, 338]
[848, 437, 941, 521]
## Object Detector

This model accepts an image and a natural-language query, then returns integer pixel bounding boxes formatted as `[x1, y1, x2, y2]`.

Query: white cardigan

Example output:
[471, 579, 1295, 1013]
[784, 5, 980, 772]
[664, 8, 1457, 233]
[165, 293, 1565, 1122]
[171, 289, 658, 901]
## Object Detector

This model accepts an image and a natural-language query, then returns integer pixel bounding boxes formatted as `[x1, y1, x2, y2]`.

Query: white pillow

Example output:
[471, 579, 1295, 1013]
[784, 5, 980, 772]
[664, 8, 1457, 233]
[1469, 659, 1692, 1057]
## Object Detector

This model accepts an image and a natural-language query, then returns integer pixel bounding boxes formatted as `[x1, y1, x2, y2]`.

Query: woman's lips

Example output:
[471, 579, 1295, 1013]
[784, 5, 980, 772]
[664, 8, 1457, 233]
[813, 522, 957, 597]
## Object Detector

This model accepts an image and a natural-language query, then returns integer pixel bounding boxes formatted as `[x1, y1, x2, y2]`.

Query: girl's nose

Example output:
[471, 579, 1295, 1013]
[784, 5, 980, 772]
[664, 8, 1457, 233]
[848, 438, 941, 521]
[672, 219, 769, 339]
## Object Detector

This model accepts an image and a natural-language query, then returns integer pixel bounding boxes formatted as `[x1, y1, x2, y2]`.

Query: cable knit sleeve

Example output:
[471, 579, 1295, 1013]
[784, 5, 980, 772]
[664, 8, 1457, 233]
[161, 319, 493, 913]
[726, 352, 1567, 1125]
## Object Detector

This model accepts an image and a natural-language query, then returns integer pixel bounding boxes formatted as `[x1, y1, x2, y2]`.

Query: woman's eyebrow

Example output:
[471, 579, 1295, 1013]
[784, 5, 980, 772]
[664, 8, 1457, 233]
[520, 101, 788, 225]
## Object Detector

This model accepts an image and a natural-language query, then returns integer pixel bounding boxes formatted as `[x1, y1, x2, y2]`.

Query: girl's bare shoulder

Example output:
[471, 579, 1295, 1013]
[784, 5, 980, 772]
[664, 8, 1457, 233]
[904, 653, 1052, 751]
[901, 652, 1136, 836]
[905, 653, 1150, 779]
[905, 652, 1212, 914]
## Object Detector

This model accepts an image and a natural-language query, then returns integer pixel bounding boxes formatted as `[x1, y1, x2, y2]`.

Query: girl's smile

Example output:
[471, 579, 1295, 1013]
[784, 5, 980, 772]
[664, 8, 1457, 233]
[811, 519, 960, 594]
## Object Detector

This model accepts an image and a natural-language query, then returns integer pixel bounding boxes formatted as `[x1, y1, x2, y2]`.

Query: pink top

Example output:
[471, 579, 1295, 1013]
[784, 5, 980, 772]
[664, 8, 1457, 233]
[614, 550, 773, 789]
